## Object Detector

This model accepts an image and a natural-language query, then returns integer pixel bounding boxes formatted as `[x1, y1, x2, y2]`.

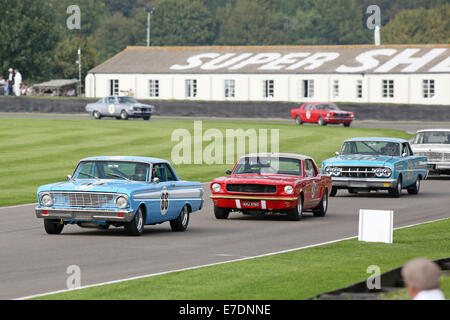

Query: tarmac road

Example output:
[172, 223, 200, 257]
[1, 177, 449, 300]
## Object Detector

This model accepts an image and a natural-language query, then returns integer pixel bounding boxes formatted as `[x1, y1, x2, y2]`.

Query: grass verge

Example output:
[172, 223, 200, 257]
[0, 118, 410, 207]
[32, 218, 450, 300]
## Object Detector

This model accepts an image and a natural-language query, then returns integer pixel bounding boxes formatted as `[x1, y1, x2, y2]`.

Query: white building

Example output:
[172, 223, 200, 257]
[86, 45, 450, 105]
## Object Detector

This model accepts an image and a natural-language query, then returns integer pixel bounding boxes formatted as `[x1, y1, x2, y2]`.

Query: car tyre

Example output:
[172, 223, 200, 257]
[389, 176, 402, 198]
[313, 189, 328, 217]
[407, 176, 421, 195]
[143, 116, 151, 121]
[344, 123, 351, 127]
[295, 116, 303, 125]
[214, 206, 230, 220]
[124, 207, 145, 236]
[93, 111, 102, 120]
[44, 219, 64, 235]
[287, 196, 303, 221]
[120, 110, 129, 120]
[170, 205, 190, 232]
[318, 117, 326, 126]
[330, 186, 338, 197]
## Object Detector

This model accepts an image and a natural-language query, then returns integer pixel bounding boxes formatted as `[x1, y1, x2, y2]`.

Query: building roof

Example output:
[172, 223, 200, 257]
[33, 79, 78, 89]
[88, 45, 450, 75]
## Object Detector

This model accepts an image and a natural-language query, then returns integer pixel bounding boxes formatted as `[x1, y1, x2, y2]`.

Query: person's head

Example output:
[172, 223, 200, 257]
[402, 258, 441, 298]
[8, 68, 13, 73]
[14, 69, 19, 73]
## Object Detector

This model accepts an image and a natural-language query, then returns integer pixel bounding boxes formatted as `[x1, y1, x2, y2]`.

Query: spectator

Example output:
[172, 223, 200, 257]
[21, 84, 27, 96]
[65, 87, 76, 97]
[7, 68, 14, 96]
[401, 258, 446, 300]
[14, 69, 22, 96]
[26, 86, 34, 96]
[128, 88, 134, 97]
[0, 76, 5, 95]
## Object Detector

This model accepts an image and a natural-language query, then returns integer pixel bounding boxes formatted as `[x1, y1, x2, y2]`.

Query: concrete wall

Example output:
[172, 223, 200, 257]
[1, 96, 450, 121]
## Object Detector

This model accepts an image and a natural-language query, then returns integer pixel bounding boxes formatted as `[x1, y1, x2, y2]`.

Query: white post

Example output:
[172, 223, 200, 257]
[77, 47, 82, 96]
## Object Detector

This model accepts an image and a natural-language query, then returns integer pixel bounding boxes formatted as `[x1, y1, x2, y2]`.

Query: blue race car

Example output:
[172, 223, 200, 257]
[35, 156, 204, 236]
[322, 137, 428, 198]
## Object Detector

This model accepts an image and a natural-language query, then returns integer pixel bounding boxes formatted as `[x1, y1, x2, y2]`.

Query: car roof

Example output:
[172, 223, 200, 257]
[344, 137, 407, 143]
[416, 129, 450, 133]
[79, 156, 170, 164]
[240, 153, 313, 161]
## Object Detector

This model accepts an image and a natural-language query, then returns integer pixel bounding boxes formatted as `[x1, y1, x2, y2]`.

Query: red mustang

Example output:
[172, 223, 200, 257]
[291, 102, 355, 127]
[210, 153, 332, 221]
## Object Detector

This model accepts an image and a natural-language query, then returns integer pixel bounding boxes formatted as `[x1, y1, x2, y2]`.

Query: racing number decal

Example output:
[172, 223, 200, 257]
[108, 104, 115, 114]
[160, 187, 169, 215]
[306, 111, 311, 120]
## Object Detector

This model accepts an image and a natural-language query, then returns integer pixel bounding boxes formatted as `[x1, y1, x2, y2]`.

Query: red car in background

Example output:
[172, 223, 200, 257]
[291, 102, 355, 127]
[210, 153, 332, 221]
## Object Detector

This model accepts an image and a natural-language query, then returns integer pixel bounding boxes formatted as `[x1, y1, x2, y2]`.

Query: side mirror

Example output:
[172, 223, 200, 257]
[153, 177, 161, 183]
[226, 170, 232, 175]
[67, 175, 72, 181]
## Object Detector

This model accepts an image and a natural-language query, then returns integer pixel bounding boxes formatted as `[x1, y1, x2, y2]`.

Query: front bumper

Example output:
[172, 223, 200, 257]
[35, 207, 134, 222]
[332, 177, 397, 189]
[428, 162, 450, 171]
[210, 195, 298, 211]
[324, 117, 353, 124]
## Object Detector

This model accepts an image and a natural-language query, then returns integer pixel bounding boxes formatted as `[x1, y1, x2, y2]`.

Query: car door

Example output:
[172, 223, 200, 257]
[402, 142, 417, 186]
[303, 104, 314, 123]
[304, 159, 321, 208]
[152, 163, 180, 221]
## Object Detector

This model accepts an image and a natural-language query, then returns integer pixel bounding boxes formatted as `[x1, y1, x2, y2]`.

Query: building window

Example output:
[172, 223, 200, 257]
[333, 80, 339, 98]
[356, 80, 363, 98]
[185, 79, 197, 98]
[300, 80, 314, 98]
[382, 80, 394, 98]
[225, 80, 235, 98]
[423, 80, 435, 98]
[109, 79, 119, 96]
[263, 80, 274, 98]
[149, 80, 159, 98]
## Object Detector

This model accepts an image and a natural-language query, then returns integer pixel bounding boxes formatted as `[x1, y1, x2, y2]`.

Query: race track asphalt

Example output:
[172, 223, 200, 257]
[1, 177, 449, 300]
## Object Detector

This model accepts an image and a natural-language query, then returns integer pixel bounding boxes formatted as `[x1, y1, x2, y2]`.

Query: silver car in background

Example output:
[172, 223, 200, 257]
[411, 129, 450, 175]
[86, 96, 154, 120]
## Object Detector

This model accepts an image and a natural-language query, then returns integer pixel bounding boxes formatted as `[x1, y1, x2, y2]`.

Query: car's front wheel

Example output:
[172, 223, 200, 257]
[389, 176, 402, 198]
[407, 176, 421, 195]
[143, 116, 152, 121]
[318, 117, 326, 126]
[124, 207, 145, 236]
[93, 111, 102, 120]
[287, 196, 303, 221]
[170, 205, 190, 232]
[44, 219, 64, 235]
[214, 206, 230, 219]
[295, 115, 303, 125]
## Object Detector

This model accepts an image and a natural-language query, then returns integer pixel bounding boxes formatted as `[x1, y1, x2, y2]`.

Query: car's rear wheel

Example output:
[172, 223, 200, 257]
[295, 115, 303, 125]
[44, 219, 64, 235]
[389, 176, 402, 198]
[170, 205, 190, 232]
[313, 189, 328, 217]
[124, 207, 145, 236]
[407, 176, 421, 195]
[93, 111, 102, 120]
[214, 206, 230, 219]
[287, 195, 303, 221]
[120, 110, 129, 120]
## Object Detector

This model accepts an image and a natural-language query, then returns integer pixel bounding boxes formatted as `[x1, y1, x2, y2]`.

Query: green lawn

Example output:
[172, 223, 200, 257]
[0, 118, 411, 207]
[381, 276, 450, 300]
[33, 218, 450, 300]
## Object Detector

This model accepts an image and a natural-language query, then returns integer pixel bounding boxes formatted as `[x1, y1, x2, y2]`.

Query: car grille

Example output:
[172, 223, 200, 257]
[415, 152, 450, 162]
[47, 192, 117, 208]
[134, 107, 151, 112]
[338, 167, 378, 178]
[226, 184, 277, 194]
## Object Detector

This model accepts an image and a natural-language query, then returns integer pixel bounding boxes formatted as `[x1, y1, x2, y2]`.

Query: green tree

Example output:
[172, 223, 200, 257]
[215, 0, 288, 45]
[53, 36, 99, 81]
[382, 4, 450, 44]
[0, 0, 60, 82]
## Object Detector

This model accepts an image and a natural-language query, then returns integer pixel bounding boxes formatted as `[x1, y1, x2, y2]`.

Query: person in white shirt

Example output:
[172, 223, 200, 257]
[401, 258, 446, 300]
[14, 69, 22, 96]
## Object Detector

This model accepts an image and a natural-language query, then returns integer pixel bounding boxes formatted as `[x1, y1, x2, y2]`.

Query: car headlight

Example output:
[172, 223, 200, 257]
[331, 167, 342, 176]
[41, 194, 54, 206]
[382, 168, 392, 178]
[375, 168, 383, 177]
[212, 183, 221, 193]
[375, 168, 392, 178]
[284, 185, 294, 195]
[115, 196, 129, 209]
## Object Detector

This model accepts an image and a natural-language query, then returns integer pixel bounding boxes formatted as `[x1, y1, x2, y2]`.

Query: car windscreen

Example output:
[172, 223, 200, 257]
[74, 161, 149, 181]
[341, 141, 401, 157]
[233, 157, 303, 176]
[316, 104, 340, 111]
[413, 132, 450, 145]
[118, 97, 137, 104]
